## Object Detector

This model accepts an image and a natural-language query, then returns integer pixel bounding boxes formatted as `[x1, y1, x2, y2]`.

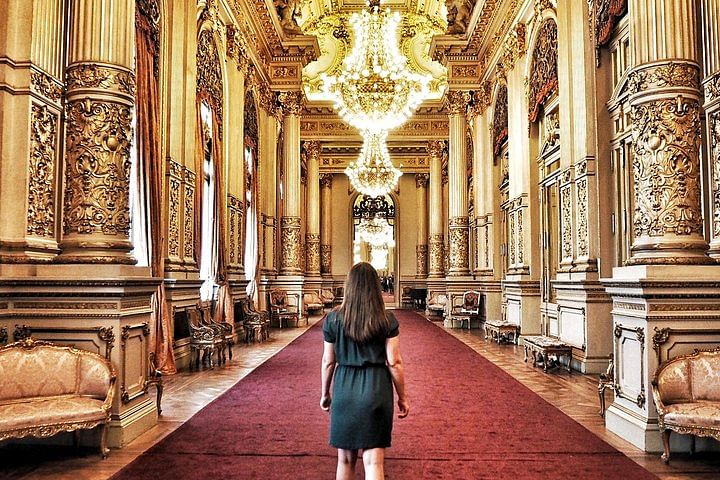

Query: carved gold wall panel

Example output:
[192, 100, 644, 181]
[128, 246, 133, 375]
[27, 104, 57, 238]
[183, 170, 196, 263]
[527, 19, 558, 123]
[167, 160, 182, 259]
[196, 29, 224, 139]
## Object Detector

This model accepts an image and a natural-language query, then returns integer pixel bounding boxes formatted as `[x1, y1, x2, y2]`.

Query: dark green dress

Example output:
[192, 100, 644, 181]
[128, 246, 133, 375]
[323, 310, 399, 450]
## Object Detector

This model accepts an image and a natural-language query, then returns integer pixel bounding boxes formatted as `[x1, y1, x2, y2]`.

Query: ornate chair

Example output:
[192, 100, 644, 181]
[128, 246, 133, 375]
[269, 289, 304, 328]
[199, 301, 231, 365]
[448, 290, 482, 329]
[333, 286, 344, 306]
[187, 308, 219, 369]
[240, 299, 269, 343]
[320, 288, 335, 308]
[598, 354, 616, 417]
[401, 286, 414, 308]
[147, 352, 163, 415]
[426, 292, 448, 319]
[303, 290, 325, 315]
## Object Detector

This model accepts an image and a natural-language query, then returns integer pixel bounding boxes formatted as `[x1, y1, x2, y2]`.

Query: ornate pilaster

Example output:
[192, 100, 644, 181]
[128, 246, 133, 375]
[320, 173, 333, 276]
[58, 0, 136, 263]
[304, 141, 321, 276]
[416, 173, 429, 278]
[445, 90, 471, 276]
[278, 91, 303, 275]
[427, 140, 445, 278]
[703, 0, 720, 258]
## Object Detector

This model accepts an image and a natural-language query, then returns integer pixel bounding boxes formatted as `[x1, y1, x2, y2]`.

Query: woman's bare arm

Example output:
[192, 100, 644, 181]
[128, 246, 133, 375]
[320, 340, 336, 411]
[386, 335, 409, 418]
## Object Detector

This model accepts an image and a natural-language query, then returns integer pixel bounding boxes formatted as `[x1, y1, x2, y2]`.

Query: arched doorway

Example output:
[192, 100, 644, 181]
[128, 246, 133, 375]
[352, 194, 397, 300]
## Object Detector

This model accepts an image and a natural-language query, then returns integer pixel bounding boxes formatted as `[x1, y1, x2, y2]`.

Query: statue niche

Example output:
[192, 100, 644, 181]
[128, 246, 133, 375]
[274, 0, 302, 36]
[446, 0, 475, 35]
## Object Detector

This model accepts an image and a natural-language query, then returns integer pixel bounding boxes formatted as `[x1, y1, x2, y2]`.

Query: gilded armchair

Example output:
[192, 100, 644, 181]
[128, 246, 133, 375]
[240, 298, 269, 343]
[448, 290, 482, 329]
[269, 289, 304, 328]
[198, 302, 231, 365]
[187, 308, 221, 369]
[303, 290, 325, 315]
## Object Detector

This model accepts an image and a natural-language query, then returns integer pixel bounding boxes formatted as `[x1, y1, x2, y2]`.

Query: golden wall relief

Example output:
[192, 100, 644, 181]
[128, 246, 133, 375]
[183, 170, 196, 263]
[196, 29, 224, 139]
[594, 0, 627, 47]
[63, 98, 133, 237]
[527, 19, 558, 123]
[493, 83, 509, 155]
[30, 71, 63, 104]
[516, 206, 524, 265]
[711, 111, 720, 239]
[27, 104, 57, 238]
[136, 0, 161, 78]
[509, 209, 516, 266]
[706, 75, 720, 101]
[575, 177, 590, 257]
[560, 170, 573, 263]
[167, 174, 181, 259]
[280, 216, 301, 272]
[416, 244, 428, 277]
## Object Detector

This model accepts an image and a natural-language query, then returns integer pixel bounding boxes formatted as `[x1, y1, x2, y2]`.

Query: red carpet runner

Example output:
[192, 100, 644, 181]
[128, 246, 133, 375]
[112, 310, 657, 479]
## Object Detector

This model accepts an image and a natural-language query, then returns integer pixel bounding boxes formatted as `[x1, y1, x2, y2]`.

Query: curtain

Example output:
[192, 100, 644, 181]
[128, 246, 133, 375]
[136, 8, 176, 374]
[244, 145, 260, 304]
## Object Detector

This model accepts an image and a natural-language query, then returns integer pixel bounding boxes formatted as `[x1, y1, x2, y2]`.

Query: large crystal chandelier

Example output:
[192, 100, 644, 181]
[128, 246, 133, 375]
[345, 132, 402, 197]
[321, 0, 431, 133]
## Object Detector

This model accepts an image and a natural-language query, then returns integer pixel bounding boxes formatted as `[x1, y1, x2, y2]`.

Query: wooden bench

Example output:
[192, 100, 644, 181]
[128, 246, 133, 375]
[523, 335, 572, 373]
[484, 320, 519, 344]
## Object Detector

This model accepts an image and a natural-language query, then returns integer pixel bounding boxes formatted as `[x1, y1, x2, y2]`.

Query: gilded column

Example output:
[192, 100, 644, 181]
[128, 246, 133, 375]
[59, 0, 136, 263]
[278, 91, 303, 274]
[415, 174, 429, 278]
[427, 140, 445, 278]
[625, 0, 711, 264]
[320, 173, 333, 276]
[446, 90, 471, 275]
[304, 141, 321, 276]
[702, 0, 720, 258]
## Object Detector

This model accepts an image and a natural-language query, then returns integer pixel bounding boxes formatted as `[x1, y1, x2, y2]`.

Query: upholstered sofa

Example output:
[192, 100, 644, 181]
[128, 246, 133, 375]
[0, 338, 116, 457]
[651, 347, 720, 463]
[303, 290, 324, 315]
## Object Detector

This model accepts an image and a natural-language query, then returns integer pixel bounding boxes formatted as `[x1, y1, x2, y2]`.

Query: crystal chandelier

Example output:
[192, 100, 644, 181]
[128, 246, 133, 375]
[320, 0, 432, 133]
[357, 215, 395, 247]
[345, 132, 402, 197]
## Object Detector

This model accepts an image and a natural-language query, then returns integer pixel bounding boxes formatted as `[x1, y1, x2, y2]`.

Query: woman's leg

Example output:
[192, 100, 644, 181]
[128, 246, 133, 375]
[362, 448, 385, 480]
[336, 449, 358, 480]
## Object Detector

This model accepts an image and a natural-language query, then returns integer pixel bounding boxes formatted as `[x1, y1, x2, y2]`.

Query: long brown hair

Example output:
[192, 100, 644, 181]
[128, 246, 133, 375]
[339, 262, 389, 343]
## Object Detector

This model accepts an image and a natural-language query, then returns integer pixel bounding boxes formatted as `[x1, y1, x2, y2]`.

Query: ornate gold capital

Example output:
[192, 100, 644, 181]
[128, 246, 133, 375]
[445, 90, 471, 115]
[427, 139, 445, 159]
[277, 91, 304, 116]
[303, 140, 321, 162]
[320, 173, 333, 188]
[415, 173, 429, 188]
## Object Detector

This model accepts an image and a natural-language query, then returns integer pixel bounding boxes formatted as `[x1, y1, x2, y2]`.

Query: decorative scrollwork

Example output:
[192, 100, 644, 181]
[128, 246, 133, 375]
[527, 19, 558, 123]
[652, 326, 670, 362]
[448, 216, 469, 273]
[63, 99, 133, 237]
[27, 104, 57, 237]
[305, 233, 320, 274]
[429, 234, 444, 275]
[576, 178, 589, 257]
[493, 83, 509, 155]
[196, 29, 224, 139]
[30, 71, 63, 102]
[136, 0, 161, 78]
[353, 195, 395, 219]
[66, 64, 135, 96]
[416, 244, 428, 276]
[594, 0, 627, 47]
[445, 90, 471, 115]
[280, 216, 302, 272]
[98, 327, 115, 359]
[13, 325, 32, 342]
[320, 244, 332, 274]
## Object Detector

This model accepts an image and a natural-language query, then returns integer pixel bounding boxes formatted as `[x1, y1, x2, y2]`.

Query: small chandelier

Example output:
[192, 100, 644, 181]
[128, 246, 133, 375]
[345, 132, 402, 197]
[320, 0, 431, 133]
[357, 215, 395, 247]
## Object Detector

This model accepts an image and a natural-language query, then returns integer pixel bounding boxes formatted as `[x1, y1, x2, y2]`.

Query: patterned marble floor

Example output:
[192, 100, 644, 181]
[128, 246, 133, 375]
[1, 311, 718, 479]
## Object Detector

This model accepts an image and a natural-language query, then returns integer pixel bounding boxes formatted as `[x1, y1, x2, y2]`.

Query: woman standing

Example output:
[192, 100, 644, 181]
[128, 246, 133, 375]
[320, 262, 409, 480]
